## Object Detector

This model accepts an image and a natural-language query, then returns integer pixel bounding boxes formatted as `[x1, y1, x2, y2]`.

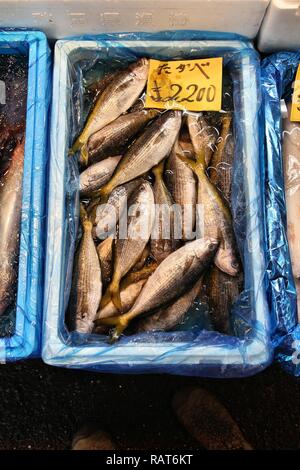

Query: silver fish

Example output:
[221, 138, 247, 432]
[135, 277, 203, 332]
[187, 113, 219, 166]
[93, 178, 142, 240]
[85, 108, 158, 166]
[99, 237, 218, 341]
[69, 206, 102, 333]
[107, 181, 155, 311]
[184, 117, 240, 276]
[0, 139, 24, 315]
[72, 58, 149, 163]
[166, 136, 197, 241]
[150, 160, 180, 263]
[79, 155, 122, 197]
[97, 237, 114, 287]
[95, 110, 182, 199]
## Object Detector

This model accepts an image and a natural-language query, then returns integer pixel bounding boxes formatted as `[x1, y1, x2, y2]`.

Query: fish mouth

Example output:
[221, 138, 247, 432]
[133, 57, 149, 77]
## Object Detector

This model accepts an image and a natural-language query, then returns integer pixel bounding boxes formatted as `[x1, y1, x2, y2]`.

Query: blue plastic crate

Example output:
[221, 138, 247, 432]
[42, 32, 272, 377]
[261, 51, 300, 376]
[0, 31, 51, 362]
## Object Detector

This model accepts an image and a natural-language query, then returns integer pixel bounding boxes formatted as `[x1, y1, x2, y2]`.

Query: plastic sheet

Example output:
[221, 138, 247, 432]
[0, 31, 51, 362]
[262, 51, 300, 376]
[42, 31, 272, 377]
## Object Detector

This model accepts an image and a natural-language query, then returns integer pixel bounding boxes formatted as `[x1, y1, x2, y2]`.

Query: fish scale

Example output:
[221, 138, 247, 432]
[86, 108, 158, 165]
[166, 137, 197, 241]
[96, 110, 182, 198]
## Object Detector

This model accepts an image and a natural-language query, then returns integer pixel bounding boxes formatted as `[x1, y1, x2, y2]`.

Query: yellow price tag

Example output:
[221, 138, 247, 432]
[291, 64, 300, 122]
[145, 58, 223, 112]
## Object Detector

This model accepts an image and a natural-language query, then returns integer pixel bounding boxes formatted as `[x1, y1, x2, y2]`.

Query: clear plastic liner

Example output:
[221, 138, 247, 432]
[0, 31, 51, 362]
[43, 31, 272, 377]
[262, 51, 300, 376]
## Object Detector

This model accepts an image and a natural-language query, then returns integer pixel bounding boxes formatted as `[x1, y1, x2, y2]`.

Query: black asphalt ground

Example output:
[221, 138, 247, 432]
[0, 361, 299, 450]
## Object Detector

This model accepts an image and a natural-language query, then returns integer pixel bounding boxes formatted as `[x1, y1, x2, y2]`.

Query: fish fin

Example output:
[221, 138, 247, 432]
[80, 203, 88, 223]
[87, 197, 101, 220]
[194, 148, 207, 169]
[99, 288, 112, 309]
[109, 316, 130, 343]
[109, 279, 122, 312]
[177, 151, 206, 176]
[94, 315, 121, 327]
[90, 185, 111, 204]
[69, 136, 83, 156]
[93, 315, 129, 342]
[80, 144, 89, 167]
[210, 114, 232, 167]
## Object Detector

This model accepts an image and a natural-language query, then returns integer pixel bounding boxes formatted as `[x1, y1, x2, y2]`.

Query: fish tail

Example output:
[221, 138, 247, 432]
[152, 160, 165, 180]
[212, 113, 232, 164]
[90, 184, 111, 204]
[69, 136, 84, 157]
[109, 278, 122, 312]
[94, 314, 129, 343]
[94, 315, 121, 327]
[87, 197, 101, 221]
[99, 288, 112, 309]
[194, 148, 207, 169]
[177, 150, 206, 177]
[80, 144, 89, 167]
[80, 203, 93, 231]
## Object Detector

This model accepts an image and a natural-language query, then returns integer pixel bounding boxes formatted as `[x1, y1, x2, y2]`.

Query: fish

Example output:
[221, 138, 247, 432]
[0, 139, 24, 315]
[208, 113, 233, 205]
[105, 181, 155, 311]
[150, 160, 180, 263]
[203, 114, 243, 333]
[99, 260, 157, 310]
[98, 237, 218, 342]
[71, 58, 149, 164]
[135, 277, 203, 332]
[166, 136, 197, 241]
[68, 205, 102, 333]
[79, 155, 122, 197]
[282, 102, 300, 278]
[96, 279, 147, 321]
[92, 178, 142, 240]
[85, 108, 159, 166]
[181, 120, 240, 277]
[86, 71, 119, 106]
[93, 110, 182, 200]
[97, 237, 114, 287]
[203, 266, 243, 334]
[187, 113, 219, 166]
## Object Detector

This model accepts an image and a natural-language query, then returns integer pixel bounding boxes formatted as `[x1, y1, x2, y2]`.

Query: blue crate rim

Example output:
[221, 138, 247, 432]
[0, 30, 49, 361]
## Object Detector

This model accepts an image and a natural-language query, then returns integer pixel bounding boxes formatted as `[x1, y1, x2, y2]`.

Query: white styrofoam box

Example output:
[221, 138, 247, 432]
[0, 0, 270, 40]
[258, 0, 300, 52]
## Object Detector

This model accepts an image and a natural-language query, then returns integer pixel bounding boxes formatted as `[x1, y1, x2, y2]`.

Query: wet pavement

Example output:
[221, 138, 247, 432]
[0, 360, 299, 450]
